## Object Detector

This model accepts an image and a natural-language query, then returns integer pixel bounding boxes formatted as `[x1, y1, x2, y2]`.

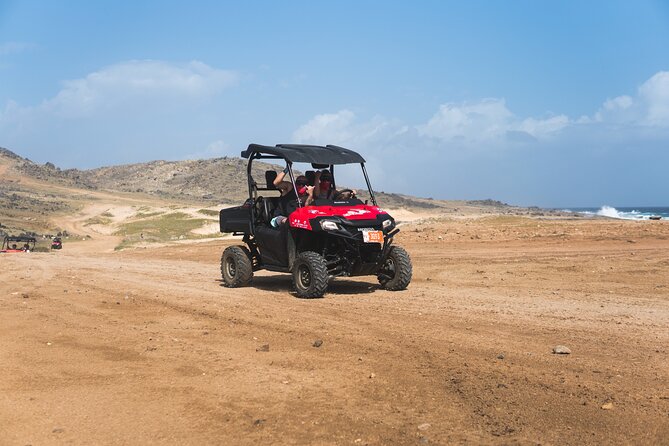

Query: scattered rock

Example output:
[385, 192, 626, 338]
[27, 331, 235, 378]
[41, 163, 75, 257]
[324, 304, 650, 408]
[497, 353, 505, 360]
[256, 344, 270, 352]
[312, 339, 323, 348]
[369, 373, 376, 379]
[253, 418, 266, 426]
[552, 345, 571, 355]
[417, 423, 431, 431]
[601, 402, 614, 410]
[21, 293, 29, 299]
[52, 428, 64, 434]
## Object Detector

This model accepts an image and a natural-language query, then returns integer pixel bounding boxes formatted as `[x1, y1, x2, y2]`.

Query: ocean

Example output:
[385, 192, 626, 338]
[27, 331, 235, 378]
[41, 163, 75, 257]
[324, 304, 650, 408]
[562, 206, 669, 220]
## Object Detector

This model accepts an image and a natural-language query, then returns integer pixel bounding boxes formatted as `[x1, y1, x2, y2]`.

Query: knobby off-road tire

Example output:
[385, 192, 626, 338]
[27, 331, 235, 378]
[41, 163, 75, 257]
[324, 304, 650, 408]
[292, 251, 329, 298]
[378, 245, 412, 291]
[221, 245, 253, 287]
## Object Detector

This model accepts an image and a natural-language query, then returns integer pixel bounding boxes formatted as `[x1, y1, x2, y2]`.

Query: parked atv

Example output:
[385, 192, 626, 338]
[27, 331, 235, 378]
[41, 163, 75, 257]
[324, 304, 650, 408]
[219, 144, 412, 298]
[51, 237, 62, 250]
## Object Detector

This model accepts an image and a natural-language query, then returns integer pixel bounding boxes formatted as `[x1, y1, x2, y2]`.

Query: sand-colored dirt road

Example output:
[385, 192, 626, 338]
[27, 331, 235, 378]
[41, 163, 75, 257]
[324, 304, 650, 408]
[1, 216, 668, 445]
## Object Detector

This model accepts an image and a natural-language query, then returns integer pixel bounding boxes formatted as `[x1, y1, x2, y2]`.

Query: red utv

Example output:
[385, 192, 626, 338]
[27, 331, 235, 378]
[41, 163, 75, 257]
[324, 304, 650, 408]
[219, 144, 412, 298]
[51, 237, 63, 250]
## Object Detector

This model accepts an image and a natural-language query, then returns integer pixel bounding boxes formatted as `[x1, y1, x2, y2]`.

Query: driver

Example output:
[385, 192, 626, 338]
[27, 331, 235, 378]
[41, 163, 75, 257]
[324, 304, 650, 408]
[315, 169, 357, 201]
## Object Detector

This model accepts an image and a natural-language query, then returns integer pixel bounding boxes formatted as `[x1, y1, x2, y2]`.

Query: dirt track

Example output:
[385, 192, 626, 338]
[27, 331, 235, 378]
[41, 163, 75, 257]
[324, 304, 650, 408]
[1, 217, 668, 445]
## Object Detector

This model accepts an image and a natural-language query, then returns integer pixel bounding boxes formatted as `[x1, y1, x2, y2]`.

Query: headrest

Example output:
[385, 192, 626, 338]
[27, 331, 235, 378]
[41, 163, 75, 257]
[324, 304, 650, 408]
[265, 170, 277, 189]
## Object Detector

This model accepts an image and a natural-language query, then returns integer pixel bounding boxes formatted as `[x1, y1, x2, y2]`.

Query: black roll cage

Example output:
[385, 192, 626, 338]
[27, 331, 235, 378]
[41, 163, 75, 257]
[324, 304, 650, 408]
[246, 154, 377, 202]
[246, 152, 378, 232]
[244, 145, 377, 204]
[2, 236, 36, 250]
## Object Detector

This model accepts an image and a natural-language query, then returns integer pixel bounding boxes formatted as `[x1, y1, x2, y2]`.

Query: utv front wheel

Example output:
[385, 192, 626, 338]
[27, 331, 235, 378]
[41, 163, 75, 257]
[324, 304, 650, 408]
[378, 246, 412, 291]
[292, 251, 329, 298]
[221, 245, 253, 287]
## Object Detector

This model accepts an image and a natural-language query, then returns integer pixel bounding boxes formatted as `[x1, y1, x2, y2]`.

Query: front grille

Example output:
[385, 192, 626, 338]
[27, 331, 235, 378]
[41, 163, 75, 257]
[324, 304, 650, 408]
[340, 219, 381, 229]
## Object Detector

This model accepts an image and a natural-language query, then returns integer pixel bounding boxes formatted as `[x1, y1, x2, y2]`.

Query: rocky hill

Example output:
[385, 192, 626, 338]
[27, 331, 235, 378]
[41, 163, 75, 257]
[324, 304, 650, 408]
[7, 149, 283, 204]
[1, 145, 539, 213]
[0, 147, 450, 208]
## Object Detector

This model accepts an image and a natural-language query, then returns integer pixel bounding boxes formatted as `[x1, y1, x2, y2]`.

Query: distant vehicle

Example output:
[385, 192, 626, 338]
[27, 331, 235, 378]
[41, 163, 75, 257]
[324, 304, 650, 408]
[219, 144, 412, 298]
[1, 236, 36, 253]
[51, 237, 63, 249]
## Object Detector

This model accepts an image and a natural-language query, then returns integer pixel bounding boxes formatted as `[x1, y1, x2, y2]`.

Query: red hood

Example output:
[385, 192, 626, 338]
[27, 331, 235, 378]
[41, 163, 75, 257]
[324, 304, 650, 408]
[289, 204, 388, 230]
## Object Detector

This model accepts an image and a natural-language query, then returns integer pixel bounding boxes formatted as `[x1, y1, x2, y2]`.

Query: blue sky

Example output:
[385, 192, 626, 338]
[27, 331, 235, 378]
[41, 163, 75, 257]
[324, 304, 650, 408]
[1, 1, 668, 207]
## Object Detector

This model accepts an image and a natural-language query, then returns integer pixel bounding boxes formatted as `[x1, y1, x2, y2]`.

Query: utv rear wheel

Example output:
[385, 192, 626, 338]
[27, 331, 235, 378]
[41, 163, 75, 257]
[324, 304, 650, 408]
[292, 251, 329, 298]
[378, 246, 412, 291]
[221, 245, 253, 287]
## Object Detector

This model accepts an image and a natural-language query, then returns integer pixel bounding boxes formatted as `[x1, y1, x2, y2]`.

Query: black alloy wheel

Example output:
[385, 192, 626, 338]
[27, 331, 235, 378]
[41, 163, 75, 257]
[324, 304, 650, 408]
[221, 245, 253, 287]
[292, 251, 329, 298]
[378, 245, 412, 291]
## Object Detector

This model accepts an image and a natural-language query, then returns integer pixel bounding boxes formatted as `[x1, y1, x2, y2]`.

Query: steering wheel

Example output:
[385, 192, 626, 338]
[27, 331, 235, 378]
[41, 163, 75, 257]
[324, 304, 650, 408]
[254, 196, 272, 222]
[334, 189, 356, 200]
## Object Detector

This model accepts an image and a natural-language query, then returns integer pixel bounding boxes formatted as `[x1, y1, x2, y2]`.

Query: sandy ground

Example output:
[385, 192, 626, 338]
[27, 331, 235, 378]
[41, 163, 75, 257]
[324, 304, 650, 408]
[1, 215, 668, 445]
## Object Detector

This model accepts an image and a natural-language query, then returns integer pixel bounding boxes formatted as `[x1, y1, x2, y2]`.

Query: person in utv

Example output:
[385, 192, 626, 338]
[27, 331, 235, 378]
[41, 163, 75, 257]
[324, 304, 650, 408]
[317, 169, 357, 201]
[271, 167, 318, 227]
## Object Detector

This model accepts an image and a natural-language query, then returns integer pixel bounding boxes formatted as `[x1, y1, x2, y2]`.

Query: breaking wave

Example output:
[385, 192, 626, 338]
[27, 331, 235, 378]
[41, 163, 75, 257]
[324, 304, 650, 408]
[571, 205, 668, 220]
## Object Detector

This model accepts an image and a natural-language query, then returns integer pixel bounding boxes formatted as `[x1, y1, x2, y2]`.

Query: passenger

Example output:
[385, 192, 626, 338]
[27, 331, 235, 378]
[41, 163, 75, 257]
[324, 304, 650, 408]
[273, 167, 317, 207]
[270, 168, 317, 227]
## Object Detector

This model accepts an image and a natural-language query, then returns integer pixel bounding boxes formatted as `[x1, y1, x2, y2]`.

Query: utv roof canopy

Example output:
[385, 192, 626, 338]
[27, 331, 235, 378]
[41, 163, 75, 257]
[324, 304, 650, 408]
[241, 144, 366, 165]
[4, 236, 36, 243]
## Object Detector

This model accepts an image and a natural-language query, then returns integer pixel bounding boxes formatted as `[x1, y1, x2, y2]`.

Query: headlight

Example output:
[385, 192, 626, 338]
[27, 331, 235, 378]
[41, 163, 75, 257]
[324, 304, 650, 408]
[320, 220, 339, 231]
[382, 219, 394, 229]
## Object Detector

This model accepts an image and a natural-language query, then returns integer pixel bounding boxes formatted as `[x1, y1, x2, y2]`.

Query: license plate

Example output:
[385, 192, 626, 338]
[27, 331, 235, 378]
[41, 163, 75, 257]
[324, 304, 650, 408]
[362, 230, 383, 243]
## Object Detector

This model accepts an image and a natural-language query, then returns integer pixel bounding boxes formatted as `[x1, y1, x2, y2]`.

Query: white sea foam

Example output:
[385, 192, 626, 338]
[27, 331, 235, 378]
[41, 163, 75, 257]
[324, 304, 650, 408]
[597, 205, 626, 219]
[565, 206, 667, 220]
[592, 206, 649, 220]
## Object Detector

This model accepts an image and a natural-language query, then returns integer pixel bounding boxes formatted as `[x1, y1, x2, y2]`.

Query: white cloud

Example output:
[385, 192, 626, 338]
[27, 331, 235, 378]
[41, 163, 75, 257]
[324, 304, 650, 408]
[638, 71, 669, 126]
[292, 109, 406, 148]
[290, 71, 669, 198]
[35, 60, 238, 118]
[185, 139, 235, 160]
[592, 71, 669, 127]
[418, 99, 514, 141]
[517, 115, 569, 137]
[293, 110, 356, 143]
[0, 60, 239, 166]
[418, 99, 568, 142]
[294, 71, 669, 157]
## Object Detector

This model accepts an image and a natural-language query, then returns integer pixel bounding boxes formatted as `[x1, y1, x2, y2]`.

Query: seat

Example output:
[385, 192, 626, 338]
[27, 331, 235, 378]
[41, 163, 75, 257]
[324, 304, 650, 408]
[265, 170, 278, 189]
[305, 170, 315, 185]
